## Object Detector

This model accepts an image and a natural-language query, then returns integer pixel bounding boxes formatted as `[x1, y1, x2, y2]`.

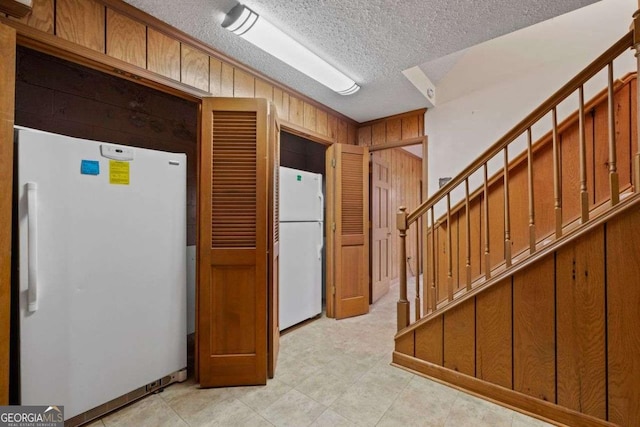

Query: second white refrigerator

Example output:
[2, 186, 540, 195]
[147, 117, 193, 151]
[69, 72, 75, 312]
[279, 167, 323, 330]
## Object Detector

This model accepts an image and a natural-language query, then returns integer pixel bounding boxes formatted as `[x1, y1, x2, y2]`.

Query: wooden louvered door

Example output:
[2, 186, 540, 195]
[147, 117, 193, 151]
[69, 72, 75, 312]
[267, 107, 280, 379]
[199, 98, 268, 387]
[326, 144, 370, 319]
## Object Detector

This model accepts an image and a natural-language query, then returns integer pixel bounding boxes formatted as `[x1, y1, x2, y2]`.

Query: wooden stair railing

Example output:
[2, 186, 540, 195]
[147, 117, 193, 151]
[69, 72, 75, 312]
[396, 26, 637, 333]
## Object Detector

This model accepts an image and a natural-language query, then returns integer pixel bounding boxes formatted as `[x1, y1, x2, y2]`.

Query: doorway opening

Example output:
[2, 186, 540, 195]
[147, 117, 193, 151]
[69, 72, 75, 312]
[278, 132, 327, 333]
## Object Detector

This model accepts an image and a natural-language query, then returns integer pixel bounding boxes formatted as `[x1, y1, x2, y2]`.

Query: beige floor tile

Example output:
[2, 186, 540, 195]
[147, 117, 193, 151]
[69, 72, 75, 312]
[329, 380, 401, 426]
[238, 378, 293, 413]
[84, 420, 105, 427]
[310, 408, 355, 427]
[294, 370, 355, 407]
[185, 398, 261, 427]
[512, 411, 557, 427]
[101, 394, 187, 427]
[260, 389, 326, 427]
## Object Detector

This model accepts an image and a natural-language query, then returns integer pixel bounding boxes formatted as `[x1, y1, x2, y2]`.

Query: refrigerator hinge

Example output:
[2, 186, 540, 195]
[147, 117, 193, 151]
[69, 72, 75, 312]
[331, 158, 336, 168]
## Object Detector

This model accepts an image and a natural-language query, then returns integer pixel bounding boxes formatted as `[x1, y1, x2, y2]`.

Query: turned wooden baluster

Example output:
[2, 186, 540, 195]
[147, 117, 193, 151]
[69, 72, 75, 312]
[552, 107, 563, 238]
[634, 10, 640, 191]
[579, 85, 590, 223]
[527, 128, 536, 254]
[397, 206, 409, 331]
[608, 62, 620, 206]
[414, 220, 421, 321]
[483, 163, 491, 279]
[465, 178, 472, 291]
[430, 207, 437, 311]
[446, 193, 454, 301]
[504, 147, 512, 267]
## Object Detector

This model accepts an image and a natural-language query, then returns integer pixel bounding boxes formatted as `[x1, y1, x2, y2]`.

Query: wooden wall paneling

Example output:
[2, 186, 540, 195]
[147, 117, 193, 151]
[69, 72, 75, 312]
[593, 101, 612, 206]
[233, 68, 255, 98]
[358, 125, 371, 147]
[303, 102, 316, 132]
[0, 21, 15, 406]
[556, 227, 606, 419]
[337, 119, 348, 144]
[347, 123, 357, 145]
[327, 114, 337, 142]
[443, 298, 475, 376]
[513, 255, 555, 403]
[401, 115, 419, 139]
[288, 95, 303, 126]
[272, 87, 283, 115]
[533, 140, 556, 241]
[476, 278, 512, 389]
[209, 57, 222, 96]
[386, 118, 402, 141]
[56, 0, 105, 52]
[487, 178, 505, 271]
[219, 62, 233, 97]
[316, 109, 328, 137]
[450, 214, 459, 291]
[372, 122, 386, 146]
[470, 196, 483, 281]
[254, 79, 273, 102]
[106, 8, 145, 68]
[280, 92, 290, 122]
[415, 316, 443, 365]
[395, 331, 415, 356]
[508, 161, 529, 255]
[607, 207, 640, 426]
[11, 0, 53, 33]
[181, 44, 209, 93]
[147, 27, 180, 81]
[436, 223, 447, 303]
[560, 122, 581, 224]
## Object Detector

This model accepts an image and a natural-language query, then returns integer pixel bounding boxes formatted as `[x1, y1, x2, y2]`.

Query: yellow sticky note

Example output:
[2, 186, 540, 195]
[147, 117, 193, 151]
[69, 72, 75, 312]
[109, 160, 130, 185]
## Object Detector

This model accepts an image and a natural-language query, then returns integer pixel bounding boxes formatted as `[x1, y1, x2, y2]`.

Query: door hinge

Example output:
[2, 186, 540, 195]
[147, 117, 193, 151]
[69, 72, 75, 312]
[332, 286, 336, 296]
[332, 223, 336, 232]
[331, 158, 336, 168]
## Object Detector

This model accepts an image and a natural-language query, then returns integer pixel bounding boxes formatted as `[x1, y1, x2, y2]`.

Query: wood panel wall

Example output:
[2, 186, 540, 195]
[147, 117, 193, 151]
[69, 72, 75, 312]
[395, 201, 640, 426]
[1, 0, 358, 144]
[358, 110, 426, 280]
[0, 22, 16, 407]
[14, 47, 199, 245]
[425, 74, 636, 306]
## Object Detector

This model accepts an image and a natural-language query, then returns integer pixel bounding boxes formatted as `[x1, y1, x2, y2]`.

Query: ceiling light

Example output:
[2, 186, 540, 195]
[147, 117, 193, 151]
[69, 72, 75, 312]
[222, 4, 360, 96]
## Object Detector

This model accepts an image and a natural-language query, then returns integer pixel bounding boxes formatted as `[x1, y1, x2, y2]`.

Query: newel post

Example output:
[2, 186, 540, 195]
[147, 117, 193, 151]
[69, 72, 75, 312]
[397, 207, 410, 331]
[632, 9, 640, 191]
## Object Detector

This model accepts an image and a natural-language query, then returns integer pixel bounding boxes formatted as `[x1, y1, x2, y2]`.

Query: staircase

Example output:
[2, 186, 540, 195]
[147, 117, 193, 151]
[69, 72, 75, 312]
[392, 17, 640, 427]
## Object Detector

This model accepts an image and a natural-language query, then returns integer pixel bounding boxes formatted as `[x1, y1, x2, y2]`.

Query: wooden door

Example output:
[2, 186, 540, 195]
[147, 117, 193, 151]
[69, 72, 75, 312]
[371, 152, 391, 303]
[267, 106, 280, 379]
[198, 98, 269, 387]
[0, 22, 16, 405]
[326, 144, 370, 319]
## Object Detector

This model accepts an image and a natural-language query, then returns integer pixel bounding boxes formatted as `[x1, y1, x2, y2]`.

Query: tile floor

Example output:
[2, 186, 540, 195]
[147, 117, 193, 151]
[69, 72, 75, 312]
[88, 281, 552, 427]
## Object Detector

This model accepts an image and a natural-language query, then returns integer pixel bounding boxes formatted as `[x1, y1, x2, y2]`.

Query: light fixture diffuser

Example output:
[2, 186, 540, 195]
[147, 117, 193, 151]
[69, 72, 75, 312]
[223, 4, 360, 96]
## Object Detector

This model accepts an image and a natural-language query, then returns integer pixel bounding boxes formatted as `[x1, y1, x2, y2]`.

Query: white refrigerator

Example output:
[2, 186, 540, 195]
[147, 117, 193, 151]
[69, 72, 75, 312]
[15, 127, 187, 420]
[279, 167, 323, 331]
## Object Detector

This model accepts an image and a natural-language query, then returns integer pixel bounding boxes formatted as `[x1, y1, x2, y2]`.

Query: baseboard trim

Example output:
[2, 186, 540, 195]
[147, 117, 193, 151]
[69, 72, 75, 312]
[392, 352, 614, 427]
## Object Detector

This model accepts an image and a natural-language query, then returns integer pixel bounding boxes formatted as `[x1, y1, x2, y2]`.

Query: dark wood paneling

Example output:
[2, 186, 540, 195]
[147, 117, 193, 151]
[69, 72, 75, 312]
[443, 298, 475, 376]
[513, 255, 555, 403]
[607, 207, 640, 426]
[15, 47, 198, 245]
[556, 227, 606, 419]
[415, 315, 443, 365]
[106, 8, 145, 68]
[56, 0, 105, 52]
[476, 278, 512, 389]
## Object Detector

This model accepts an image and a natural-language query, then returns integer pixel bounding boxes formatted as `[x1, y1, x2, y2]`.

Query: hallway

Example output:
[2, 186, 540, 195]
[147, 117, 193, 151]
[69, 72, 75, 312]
[90, 281, 550, 427]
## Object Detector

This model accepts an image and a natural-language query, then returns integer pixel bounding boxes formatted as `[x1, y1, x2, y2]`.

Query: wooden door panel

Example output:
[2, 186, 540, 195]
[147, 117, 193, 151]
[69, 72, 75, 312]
[327, 144, 369, 319]
[267, 110, 280, 379]
[199, 98, 268, 387]
[371, 153, 391, 303]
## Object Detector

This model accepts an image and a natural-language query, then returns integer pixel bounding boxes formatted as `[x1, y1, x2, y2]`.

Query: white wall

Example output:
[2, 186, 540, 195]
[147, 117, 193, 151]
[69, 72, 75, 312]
[426, 0, 637, 204]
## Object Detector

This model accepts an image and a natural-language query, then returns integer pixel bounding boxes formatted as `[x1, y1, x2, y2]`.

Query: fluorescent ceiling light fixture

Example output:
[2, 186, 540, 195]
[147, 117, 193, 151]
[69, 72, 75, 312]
[223, 4, 360, 96]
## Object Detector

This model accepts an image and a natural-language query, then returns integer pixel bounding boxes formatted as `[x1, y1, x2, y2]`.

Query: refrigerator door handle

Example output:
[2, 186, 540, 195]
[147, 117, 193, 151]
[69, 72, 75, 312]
[318, 191, 324, 221]
[26, 182, 39, 312]
[317, 222, 323, 260]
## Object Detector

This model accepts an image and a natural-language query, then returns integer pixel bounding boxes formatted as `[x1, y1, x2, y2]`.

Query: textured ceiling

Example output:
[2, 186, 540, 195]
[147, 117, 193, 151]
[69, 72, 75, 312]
[122, 0, 600, 122]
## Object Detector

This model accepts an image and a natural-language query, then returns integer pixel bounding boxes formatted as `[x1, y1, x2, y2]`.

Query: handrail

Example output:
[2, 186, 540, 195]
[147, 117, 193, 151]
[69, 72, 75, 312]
[407, 30, 633, 225]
